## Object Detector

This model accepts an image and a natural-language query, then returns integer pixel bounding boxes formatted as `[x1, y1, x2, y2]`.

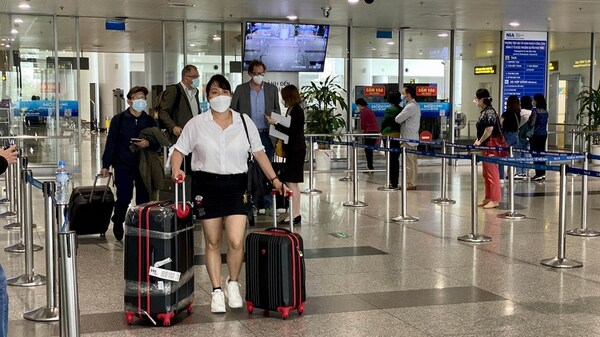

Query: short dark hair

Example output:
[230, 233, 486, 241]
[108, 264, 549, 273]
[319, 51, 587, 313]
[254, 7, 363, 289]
[533, 93, 547, 110]
[181, 64, 198, 79]
[281, 85, 302, 107]
[248, 59, 266, 74]
[520, 96, 533, 110]
[476, 88, 493, 106]
[126, 86, 148, 100]
[355, 98, 368, 107]
[403, 85, 416, 98]
[388, 91, 401, 107]
[205, 74, 231, 97]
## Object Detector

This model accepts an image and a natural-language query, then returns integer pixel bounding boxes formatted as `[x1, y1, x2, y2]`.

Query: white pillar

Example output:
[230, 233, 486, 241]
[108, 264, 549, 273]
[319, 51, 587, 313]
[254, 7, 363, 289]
[98, 53, 130, 123]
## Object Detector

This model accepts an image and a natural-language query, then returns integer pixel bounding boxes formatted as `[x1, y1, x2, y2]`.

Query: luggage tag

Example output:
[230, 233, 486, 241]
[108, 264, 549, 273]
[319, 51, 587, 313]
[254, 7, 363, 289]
[149, 258, 181, 282]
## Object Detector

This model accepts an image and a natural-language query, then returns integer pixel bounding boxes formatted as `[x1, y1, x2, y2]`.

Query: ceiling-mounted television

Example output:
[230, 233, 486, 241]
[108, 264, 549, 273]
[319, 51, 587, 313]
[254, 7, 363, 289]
[243, 21, 330, 72]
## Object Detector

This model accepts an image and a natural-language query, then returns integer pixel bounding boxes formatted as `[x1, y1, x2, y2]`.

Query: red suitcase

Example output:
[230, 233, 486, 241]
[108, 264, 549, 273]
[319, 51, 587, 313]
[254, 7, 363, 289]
[245, 190, 305, 319]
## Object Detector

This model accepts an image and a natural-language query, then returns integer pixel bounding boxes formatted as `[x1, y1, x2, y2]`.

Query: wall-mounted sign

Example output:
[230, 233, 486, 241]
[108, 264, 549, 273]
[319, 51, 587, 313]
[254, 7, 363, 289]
[364, 86, 386, 96]
[549, 61, 558, 71]
[474, 65, 497, 75]
[573, 59, 591, 68]
[16, 100, 78, 117]
[416, 84, 437, 97]
[502, 31, 547, 107]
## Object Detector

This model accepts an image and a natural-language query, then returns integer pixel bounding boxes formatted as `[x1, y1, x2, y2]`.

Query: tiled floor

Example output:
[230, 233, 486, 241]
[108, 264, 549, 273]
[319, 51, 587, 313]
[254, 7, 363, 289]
[5, 132, 600, 336]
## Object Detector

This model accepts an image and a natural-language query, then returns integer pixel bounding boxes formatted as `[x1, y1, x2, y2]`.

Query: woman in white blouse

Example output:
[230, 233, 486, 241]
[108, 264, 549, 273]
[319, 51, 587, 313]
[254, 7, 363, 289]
[170, 74, 284, 314]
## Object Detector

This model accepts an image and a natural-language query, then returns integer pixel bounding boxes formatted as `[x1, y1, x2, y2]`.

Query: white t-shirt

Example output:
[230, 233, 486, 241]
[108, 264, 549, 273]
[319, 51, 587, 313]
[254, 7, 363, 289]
[174, 109, 265, 174]
[519, 108, 532, 128]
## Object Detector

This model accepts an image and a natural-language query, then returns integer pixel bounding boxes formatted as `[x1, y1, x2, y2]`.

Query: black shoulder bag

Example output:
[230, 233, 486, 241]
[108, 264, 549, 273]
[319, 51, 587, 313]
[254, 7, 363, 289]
[240, 113, 270, 225]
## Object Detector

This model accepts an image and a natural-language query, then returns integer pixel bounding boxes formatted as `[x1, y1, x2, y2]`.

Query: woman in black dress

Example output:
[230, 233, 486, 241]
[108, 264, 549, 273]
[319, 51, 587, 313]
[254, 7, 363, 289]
[266, 85, 306, 224]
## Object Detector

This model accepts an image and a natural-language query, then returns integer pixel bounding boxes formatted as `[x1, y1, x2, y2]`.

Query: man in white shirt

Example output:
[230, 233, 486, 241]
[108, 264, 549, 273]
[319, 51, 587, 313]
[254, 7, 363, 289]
[395, 85, 422, 190]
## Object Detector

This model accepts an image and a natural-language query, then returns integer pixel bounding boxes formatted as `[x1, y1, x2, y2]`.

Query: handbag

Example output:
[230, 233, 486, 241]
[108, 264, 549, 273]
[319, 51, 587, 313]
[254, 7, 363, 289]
[275, 139, 286, 158]
[485, 117, 509, 157]
[240, 113, 271, 203]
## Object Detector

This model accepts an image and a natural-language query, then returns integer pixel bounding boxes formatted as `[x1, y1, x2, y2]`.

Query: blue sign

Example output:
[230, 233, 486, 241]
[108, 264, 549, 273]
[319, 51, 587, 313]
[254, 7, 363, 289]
[419, 102, 451, 118]
[16, 100, 79, 117]
[502, 31, 547, 108]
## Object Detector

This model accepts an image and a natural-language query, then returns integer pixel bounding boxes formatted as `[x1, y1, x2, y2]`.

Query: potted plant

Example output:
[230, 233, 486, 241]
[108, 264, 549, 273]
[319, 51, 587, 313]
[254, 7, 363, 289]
[301, 75, 348, 170]
[577, 83, 600, 164]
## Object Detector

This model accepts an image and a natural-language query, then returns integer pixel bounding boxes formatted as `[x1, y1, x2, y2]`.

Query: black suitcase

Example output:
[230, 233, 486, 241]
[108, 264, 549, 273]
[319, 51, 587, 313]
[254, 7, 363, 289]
[124, 179, 195, 327]
[245, 190, 306, 319]
[68, 174, 115, 236]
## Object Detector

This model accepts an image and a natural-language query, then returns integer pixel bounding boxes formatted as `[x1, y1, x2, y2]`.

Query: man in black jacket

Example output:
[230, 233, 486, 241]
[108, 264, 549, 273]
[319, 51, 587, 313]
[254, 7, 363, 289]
[100, 86, 159, 240]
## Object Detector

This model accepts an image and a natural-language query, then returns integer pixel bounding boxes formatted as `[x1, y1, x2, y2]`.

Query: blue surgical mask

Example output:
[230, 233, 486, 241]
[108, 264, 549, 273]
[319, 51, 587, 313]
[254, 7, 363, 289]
[192, 78, 200, 88]
[132, 99, 147, 112]
[401, 95, 407, 106]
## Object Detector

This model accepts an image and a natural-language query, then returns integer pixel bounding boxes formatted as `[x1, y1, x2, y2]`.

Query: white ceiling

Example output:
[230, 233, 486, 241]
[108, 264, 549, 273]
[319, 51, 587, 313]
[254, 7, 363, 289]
[0, 0, 598, 58]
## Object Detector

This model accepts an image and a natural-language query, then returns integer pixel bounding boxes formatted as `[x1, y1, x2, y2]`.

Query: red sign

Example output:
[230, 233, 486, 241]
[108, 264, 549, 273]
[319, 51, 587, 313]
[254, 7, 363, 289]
[364, 86, 386, 97]
[416, 85, 437, 97]
[419, 131, 432, 142]
[41, 82, 61, 94]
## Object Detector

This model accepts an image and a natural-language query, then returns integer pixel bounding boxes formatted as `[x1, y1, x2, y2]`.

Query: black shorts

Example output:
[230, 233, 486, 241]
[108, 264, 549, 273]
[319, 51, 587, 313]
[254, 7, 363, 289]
[192, 171, 248, 219]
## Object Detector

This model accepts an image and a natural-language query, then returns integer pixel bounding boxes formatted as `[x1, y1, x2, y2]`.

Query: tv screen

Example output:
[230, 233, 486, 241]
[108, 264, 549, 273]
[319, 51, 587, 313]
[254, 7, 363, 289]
[243, 22, 330, 72]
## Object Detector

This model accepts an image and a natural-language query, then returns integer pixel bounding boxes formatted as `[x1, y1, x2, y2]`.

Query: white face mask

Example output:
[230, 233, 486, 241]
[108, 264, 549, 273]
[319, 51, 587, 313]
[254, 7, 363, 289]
[252, 74, 264, 85]
[209, 95, 232, 113]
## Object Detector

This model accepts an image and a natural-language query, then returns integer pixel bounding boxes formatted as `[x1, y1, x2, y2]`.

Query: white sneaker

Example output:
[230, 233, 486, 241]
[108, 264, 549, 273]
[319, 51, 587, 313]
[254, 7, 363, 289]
[277, 208, 286, 214]
[225, 278, 243, 308]
[211, 289, 226, 313]
[257, 208, 267, 215]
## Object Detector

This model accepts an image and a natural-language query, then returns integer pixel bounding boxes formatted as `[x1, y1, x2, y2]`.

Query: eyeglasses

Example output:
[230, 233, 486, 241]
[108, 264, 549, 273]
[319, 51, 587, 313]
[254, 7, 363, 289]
[186, 75, 199, 79]
[251, 72, 265, 77]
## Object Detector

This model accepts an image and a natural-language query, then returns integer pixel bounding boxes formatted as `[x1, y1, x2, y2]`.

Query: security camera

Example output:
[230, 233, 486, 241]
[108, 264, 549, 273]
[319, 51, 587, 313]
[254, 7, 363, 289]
[321, 7, 331, 18]
[364, 0, 374, 3]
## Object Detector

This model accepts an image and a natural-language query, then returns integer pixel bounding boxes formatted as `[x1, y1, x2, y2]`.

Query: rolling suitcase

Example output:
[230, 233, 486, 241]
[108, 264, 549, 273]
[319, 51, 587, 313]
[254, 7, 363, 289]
[245, 190, 306, 319]
[68, 173, 115, 236]
[124, 178, 195, 326]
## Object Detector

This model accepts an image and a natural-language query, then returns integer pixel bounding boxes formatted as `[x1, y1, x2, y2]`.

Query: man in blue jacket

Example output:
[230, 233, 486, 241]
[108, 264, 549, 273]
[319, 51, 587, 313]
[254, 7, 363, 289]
[100, 86, 159, 240]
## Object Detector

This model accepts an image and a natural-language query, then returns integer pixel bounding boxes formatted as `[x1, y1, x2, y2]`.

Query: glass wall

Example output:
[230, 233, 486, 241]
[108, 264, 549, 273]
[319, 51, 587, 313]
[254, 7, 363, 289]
[453, 30, 501, 140]
[186, 22, 223, 107]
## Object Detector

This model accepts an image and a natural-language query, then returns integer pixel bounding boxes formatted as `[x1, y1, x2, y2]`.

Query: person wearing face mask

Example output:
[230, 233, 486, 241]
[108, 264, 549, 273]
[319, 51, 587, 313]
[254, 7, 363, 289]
[158, 64, 201, 144]
[100, 86, 159, 240]
[171, 74, 285, 314]
[231, 59, 281, 214]
[395, 85, 422, 190]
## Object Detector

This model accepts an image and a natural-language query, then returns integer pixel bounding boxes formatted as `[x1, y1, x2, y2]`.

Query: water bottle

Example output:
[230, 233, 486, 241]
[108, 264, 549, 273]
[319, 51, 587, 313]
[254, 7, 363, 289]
[55, 160, 70, 205]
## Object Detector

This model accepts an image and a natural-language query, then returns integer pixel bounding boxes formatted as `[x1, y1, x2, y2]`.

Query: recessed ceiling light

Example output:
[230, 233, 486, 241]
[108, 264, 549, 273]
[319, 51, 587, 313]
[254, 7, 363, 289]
[387, 41, 395, 45]
[10, 29, 18, 34]
[509, 21, 520, 27]
[438, 33, 449, 37]
[14, 19, 23, 24]
[212, 35, 221, 41]
[348, 0, 359, 3]
[287, 15, 298, 21]
[189, 43, 196, 47]
[10, 38, 15, 41]
[5, 44, 10, 48]
[419, 50, 423, 55]
[487, 50, 493, 54]
[372, 47, 376, 51]
[18, 3, 31, 9]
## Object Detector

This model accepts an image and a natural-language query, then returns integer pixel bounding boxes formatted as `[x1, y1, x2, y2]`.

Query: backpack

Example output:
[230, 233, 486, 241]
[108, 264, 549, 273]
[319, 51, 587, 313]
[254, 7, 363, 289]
[153, 84, 181, 129]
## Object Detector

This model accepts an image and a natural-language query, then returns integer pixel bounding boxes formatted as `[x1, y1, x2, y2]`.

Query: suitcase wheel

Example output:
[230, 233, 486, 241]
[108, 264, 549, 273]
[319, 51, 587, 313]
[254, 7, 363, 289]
[246, 301, 254, 314]
[298, 302, 304, 315]
[277, 306, 292, 320]
[100, 233, 105, 237]
[125, 312, 136, 325]
[186, 301, 193, 314]
[157, 312, 175, 327]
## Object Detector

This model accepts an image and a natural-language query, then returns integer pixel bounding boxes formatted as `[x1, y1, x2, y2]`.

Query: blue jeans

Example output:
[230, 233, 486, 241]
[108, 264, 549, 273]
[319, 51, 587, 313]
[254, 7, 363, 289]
[0, 264, 7, 337]
[257, 130, 274, 209]
[498, 132, 518, 179]
[516, 139, 530, 175]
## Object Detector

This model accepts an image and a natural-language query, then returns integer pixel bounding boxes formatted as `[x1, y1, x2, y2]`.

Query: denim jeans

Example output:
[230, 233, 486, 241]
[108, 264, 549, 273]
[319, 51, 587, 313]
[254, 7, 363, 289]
[0, 264, 8, 337]
[498, 132, 519, 179]
[516, 139, 530, 175]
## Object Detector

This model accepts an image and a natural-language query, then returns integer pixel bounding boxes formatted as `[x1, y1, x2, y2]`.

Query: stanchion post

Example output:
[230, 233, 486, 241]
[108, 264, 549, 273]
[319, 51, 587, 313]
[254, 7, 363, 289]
[58, 230, 81, 337]
[4, 155, 23, 227]
[7, 169, 46, 287]
[458, 153, 492, 243]
[301, 136, 321, 195]
[567, 153, 600, 237]
[24, 181, 59, 321]
[339, 134, 352, 182]
[498, 146, 525, 219]
[432, 140, 456, 204]
[344, 140, 367, 207]
[541, 164, 583, 268]
[391, 147, 418, 222]
[378, 136, 395, 191]
[571, 132, 576, 167]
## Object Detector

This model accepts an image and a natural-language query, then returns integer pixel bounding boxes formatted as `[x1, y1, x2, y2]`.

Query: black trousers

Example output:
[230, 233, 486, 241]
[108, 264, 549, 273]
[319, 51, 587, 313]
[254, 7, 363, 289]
[389, 139, 400, 187]
[363, 137, 377, 170]
[529, 134, 547, 176]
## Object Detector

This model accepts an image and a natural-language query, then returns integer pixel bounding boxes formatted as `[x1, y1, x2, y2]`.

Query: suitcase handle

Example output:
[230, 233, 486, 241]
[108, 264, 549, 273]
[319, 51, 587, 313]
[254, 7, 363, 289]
[90, 173, 112, 204]
[174, 175, 189, 218]
[264, 227, 293, 234]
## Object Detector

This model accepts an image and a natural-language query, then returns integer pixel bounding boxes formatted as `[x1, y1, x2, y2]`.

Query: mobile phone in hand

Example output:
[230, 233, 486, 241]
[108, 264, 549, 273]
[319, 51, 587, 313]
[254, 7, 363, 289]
[130, 138, 142, 143]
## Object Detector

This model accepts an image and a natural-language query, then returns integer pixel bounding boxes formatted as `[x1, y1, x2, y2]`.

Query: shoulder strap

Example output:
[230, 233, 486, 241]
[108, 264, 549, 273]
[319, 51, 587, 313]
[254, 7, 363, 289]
[114, 111, 126, 146]
[239, 112, 251, 147]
